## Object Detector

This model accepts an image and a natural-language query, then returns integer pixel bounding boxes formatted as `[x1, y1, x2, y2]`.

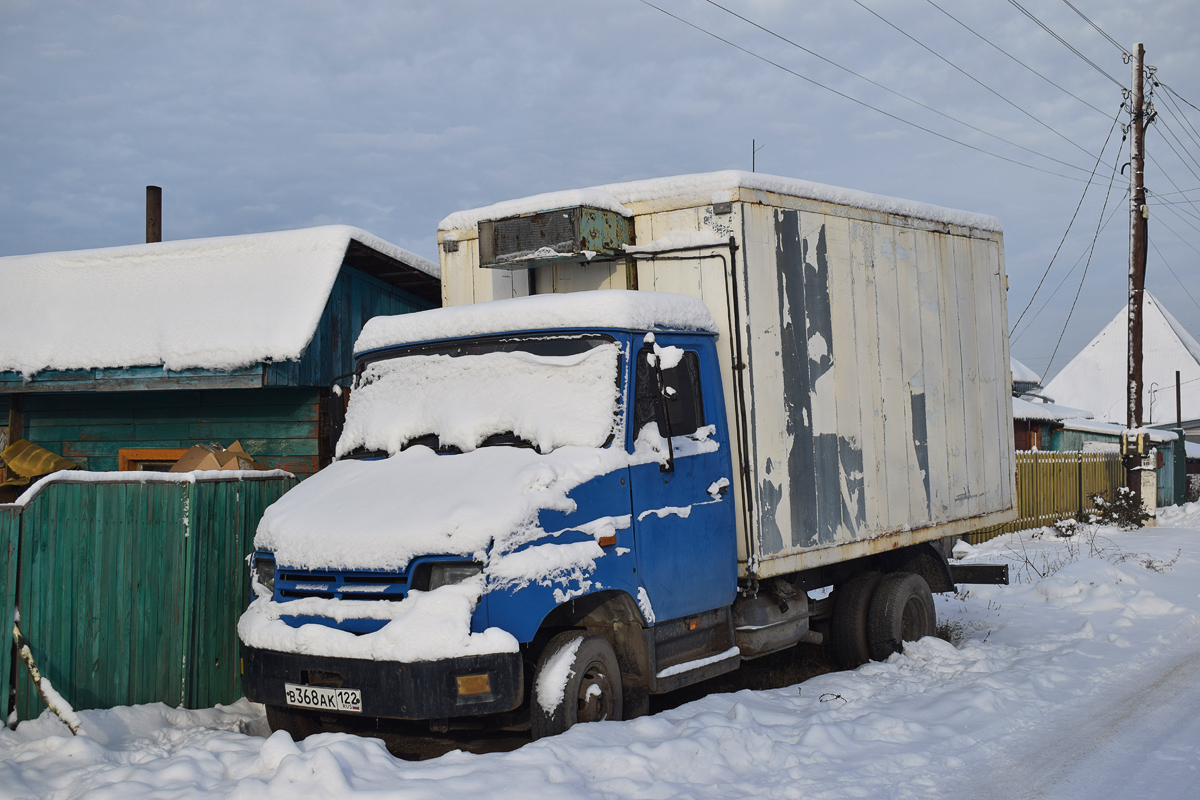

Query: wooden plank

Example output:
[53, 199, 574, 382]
[939, 233, 971, 520]
[914, 230, 951, 522]
[848, 219, 888, 534]
[821, 213, 864, 542]
[0, 505, 19, 714]
[872, 223, 912, 529]
[894, 225, 930, 523]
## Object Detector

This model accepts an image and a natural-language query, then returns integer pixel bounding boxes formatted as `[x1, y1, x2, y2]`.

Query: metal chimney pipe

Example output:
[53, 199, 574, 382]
[146, 185, 162, 243]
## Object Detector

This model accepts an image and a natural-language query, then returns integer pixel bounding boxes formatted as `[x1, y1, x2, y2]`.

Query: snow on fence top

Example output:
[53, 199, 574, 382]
[355, 290, 717, 353]
[438, 170, 1002, 233]
[0, 225, 437, 379]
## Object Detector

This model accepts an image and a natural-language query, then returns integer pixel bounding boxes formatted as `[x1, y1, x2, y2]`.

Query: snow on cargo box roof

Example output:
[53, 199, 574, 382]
[438, 170, 1002, 234]
[355, 289, 717, 353]
[0, 225, 438, 378]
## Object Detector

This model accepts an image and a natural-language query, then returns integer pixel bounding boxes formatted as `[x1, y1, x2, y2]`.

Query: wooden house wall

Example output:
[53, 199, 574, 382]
[263, 265, 435, 388]
[15, 387, 324, 478]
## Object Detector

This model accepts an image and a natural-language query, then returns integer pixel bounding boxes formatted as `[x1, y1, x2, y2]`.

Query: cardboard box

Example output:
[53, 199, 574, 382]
[169, 441, 269, 473]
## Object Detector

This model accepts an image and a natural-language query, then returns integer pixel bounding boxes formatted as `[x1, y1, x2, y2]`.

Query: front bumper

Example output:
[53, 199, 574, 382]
[242, 646, 524, 720]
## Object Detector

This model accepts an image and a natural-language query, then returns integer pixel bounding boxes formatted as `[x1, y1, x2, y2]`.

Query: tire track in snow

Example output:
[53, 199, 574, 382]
[962, 629, 1200, 799]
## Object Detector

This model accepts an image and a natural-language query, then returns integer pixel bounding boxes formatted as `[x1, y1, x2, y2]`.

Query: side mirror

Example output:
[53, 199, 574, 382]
[327, 374, 354, 455]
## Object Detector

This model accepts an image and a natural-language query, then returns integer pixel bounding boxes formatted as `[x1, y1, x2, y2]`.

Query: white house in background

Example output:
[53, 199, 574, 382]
[1044, 291, 1200, 446]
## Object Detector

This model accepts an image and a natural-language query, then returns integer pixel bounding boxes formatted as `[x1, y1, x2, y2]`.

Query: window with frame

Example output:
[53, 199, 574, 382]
[118, 448, 190, 472]
[634, 348, 705, 438]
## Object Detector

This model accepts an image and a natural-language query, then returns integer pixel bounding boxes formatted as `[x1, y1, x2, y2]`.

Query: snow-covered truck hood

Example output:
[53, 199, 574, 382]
[254, 444, 634, 572]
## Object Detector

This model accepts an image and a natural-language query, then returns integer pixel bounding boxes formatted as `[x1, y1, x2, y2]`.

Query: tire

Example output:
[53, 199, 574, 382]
[831, 570, 884, 669]
[265, 704, 324, 740]
[867, 571, 936, 662]
[531, 631, 623, 740]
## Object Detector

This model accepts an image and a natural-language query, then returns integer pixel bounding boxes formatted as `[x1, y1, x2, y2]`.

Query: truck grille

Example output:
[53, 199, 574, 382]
[275, 569, 409, 602]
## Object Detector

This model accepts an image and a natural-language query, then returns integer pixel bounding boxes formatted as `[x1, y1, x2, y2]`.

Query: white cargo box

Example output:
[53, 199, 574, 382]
[438, 171, 1017, 580]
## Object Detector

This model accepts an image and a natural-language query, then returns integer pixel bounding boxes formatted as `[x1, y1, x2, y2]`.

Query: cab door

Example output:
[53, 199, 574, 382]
[629, 335, 737, 623]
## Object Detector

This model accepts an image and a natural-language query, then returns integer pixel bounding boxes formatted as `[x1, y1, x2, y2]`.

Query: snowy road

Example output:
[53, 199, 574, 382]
[3, 506, 1199, 799]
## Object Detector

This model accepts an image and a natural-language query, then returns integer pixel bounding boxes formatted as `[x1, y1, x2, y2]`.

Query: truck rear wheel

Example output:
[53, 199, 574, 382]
[531, 631, 623, 739]
[867, 571, 936, 661]
[831, 570, 884, 669]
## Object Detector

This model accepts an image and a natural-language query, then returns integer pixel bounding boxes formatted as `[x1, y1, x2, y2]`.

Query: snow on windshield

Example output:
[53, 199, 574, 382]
[336, 340, 622, 457]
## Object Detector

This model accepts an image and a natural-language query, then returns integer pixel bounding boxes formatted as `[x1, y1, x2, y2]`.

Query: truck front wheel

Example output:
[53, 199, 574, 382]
[867, 571, 936, 661]
[531, 631, 623, 739]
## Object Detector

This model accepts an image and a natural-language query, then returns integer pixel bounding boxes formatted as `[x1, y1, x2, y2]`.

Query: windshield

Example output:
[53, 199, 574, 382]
[336, 335, 621, 458]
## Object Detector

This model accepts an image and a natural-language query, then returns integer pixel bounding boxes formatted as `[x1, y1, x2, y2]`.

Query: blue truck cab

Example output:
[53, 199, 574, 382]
[241, 294, 757, 737]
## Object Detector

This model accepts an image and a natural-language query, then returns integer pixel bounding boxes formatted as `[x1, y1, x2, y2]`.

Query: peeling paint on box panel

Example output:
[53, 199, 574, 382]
[910, 391, 931, 517]
[772, 210, 868, 549]
[803, 220, 863, 544]
[775, 209, 818, 548]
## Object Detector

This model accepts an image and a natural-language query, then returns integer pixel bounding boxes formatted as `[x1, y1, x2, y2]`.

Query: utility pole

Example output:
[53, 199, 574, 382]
[1126, 42, 1148, 501]
[752, 139, 765, 173]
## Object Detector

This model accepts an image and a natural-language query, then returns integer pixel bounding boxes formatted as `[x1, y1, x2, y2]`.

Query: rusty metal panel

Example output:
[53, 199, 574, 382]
[478, 206, 631, 270]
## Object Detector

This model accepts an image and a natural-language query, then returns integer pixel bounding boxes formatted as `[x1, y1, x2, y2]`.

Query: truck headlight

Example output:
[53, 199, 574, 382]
[252, 554, 276, 597]
[427, 562, 482, 591]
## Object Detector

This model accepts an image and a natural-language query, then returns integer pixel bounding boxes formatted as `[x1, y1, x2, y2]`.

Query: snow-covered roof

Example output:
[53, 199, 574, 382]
[439, 171, 1002, 234]
[1010, 357, 1041, 386]
[1061, 418, 1178, 444]
[1012, 397, 1092, 422]
[0, 225, 438, 378]
[1187, 439, 1200, 459]
[355, 290, 717, 353]
[1044, 292, 1200, 424]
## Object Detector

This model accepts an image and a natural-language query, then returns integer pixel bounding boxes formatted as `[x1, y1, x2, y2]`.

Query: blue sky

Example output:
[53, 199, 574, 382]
[3, 0, 1198, 380]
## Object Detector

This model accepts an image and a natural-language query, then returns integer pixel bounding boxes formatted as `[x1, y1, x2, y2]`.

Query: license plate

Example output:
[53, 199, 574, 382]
[284, 683, 362, 713]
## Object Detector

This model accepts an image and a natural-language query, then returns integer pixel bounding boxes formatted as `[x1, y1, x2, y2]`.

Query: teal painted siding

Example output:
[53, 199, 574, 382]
[264, 266, 434, 388]
[20, 388, 324, 478]
[0, 365, 263, 395]
[11, 474, 295, 720]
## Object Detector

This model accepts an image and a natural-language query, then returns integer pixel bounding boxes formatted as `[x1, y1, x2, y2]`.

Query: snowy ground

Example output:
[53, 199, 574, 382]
[4, 505, 1200, 799]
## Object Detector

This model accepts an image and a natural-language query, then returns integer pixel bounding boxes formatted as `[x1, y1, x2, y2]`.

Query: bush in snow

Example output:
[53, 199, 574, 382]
[1091, 487, 1150, 530]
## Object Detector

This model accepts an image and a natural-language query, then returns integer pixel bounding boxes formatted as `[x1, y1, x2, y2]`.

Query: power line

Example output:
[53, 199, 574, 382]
[1011, 101, 1126, 334]
[1148, 193, 1200, 226]
[852, 0, 1099, 160]
[1157, 85, 1200, 156]
[1152, 114, 1200, 185]
[1012, 189, 1127, 344]
[1147, 151, 1200, 222]
[634, 0, 1095, 183]
[1006, 0, 1123, 88]
[1039, 139, 1127, 383]
[1148, 237, 1200, 315]
[702, 0, 1094, 176]
[1159, 82, 1200, 117]
[1153, 204, 1200, 259]
[923, 0, 1108, 118]
[1057, 0, 1127, 56]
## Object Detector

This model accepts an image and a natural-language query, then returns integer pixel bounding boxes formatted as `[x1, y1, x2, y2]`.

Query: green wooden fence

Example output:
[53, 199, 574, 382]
[965, 451, 1125, 544]
[4, 472, 295, 722]
[1, 504, 19, 709]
